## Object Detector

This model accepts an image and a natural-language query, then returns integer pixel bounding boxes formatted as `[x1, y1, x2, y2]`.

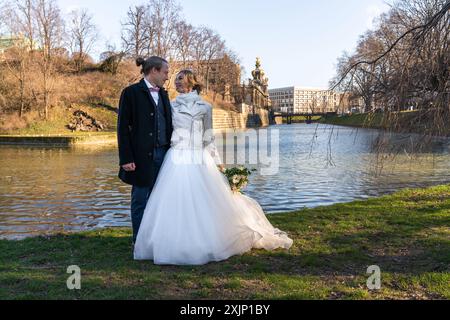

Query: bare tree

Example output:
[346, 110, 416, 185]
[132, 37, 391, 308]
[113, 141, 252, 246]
[3, 46, 32, 117]
[330, 0, 449, 154]
[121, 0, 181, 59]
[0, 0, 38, 117]
[34, 0, 64, 59]
[68, 8, 97, 72]
[201, 27, 225, 93]
[148, 0, 181, 58]
[34, 0, 64, 119]
[15, 0, 36, 51]
[173, 20, 195, 67]
[121, 5, 149, 58]
[191, 26, 209, 74]
[118, 0, 239, 100]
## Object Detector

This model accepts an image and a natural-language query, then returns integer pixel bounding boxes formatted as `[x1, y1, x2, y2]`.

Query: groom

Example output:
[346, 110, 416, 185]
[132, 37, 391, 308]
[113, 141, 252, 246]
[117, 56, 173, 244]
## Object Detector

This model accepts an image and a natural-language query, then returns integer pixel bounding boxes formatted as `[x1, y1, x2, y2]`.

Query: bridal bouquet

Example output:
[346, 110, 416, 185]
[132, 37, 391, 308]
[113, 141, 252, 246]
[218, 166, 257, 193]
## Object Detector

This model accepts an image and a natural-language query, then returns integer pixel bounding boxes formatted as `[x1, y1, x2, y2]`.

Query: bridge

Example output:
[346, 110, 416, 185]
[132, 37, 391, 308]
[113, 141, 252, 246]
[270, 111, 337, 124]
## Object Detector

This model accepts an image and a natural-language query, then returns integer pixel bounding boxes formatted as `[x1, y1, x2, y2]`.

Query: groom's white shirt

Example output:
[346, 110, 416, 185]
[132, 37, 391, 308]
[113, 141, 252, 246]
[144, 77, 160, 105]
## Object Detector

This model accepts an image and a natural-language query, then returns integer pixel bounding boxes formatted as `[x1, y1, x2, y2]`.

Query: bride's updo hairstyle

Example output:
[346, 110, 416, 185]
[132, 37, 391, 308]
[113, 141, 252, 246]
[177, 69, 203, 94]
[136, 56, 168, 75]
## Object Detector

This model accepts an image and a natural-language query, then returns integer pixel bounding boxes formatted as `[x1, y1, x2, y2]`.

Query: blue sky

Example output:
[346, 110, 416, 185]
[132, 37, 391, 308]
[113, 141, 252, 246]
[55, 0, 391, 89]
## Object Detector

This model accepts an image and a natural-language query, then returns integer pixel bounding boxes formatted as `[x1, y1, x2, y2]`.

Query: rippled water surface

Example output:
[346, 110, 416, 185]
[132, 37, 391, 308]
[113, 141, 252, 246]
[1, 124, 449, 239]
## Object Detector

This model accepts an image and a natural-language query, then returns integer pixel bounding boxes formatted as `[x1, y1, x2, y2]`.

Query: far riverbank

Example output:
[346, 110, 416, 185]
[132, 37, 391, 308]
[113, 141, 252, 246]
[318, 111, 450, 136]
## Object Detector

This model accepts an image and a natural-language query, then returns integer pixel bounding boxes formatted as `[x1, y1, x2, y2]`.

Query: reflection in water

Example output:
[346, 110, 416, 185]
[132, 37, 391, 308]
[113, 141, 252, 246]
[1, 124, 449, 239]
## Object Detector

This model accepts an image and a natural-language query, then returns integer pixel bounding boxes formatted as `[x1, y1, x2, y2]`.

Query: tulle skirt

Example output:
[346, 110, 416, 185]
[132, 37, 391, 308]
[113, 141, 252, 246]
[134, 147, 293, 265]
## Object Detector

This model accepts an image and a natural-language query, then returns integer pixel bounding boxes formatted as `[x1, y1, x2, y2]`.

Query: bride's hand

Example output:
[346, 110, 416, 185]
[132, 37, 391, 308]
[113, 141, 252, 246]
[218, 164, 225, 172]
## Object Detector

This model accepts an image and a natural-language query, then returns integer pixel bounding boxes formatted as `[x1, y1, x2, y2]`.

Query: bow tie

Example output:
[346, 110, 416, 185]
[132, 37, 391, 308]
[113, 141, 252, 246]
[149, 87, 160, 92]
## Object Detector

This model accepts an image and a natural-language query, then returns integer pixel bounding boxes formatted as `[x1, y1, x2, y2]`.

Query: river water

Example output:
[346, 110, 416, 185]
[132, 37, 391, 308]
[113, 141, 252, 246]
[1, 123, 449, 239]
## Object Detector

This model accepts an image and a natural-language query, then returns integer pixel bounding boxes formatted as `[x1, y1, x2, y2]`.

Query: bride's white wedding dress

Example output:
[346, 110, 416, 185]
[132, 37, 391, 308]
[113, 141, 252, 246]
[134, 91, 293, 265]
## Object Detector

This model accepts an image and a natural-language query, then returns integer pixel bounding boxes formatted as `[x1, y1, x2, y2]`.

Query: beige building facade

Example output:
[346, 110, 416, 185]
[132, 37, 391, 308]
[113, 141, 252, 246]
[269, 86, 343, 114]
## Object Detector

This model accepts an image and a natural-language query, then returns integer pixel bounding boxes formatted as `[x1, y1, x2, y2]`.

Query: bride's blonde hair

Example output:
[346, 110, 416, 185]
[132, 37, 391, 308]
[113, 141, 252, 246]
[177, 69, 203, 94]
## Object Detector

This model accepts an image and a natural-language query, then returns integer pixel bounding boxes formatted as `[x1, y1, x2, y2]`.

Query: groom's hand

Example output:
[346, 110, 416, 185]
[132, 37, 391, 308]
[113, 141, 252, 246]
[122, 163, 136, 172]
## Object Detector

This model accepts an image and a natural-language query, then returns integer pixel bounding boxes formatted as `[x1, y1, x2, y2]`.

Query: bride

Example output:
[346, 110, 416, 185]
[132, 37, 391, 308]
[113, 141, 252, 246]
[134, 69, 293, 265]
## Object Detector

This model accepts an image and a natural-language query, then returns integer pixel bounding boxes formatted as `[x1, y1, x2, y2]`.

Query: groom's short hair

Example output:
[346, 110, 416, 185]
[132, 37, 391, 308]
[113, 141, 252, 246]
[136, 56, 168, 75]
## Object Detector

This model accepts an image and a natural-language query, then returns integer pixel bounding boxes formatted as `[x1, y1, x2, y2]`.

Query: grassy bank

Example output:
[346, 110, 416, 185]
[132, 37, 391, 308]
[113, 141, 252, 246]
[283, 115, 322, 124]
[319, 113, 384, 128]
[0, 103, 118, 145]
[1, 184, 449, 300]
[319, 111, 450, 136]
[0, 103, 118, 136]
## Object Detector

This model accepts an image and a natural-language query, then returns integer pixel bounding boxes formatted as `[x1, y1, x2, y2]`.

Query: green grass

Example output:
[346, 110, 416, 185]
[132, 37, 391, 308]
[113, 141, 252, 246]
[284, 116, 322, 123]
[319, 113, 384, 128]
[1, 184, 449, 300]
[320, 111, 450, 136]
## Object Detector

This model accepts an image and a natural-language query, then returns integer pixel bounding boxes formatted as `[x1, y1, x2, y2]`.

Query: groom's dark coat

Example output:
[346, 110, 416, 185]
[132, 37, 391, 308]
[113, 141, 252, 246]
[117, 79, 173, 187]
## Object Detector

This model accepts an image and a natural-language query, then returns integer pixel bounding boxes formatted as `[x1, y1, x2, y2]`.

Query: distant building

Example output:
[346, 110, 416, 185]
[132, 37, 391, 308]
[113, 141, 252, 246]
[0, 35, 33, 54]
[269, 86, 343, 114]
